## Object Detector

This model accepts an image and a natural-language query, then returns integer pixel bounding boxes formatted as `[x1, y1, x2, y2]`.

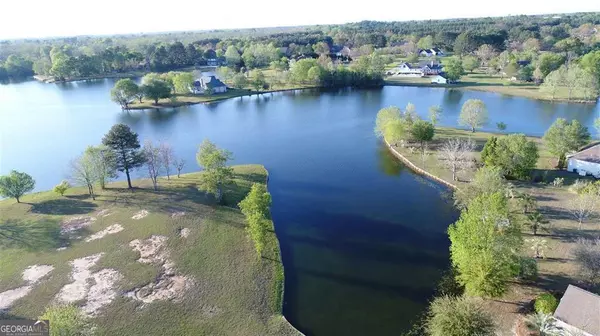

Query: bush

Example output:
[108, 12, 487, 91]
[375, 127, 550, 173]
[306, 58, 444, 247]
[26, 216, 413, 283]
[426, 296, 496, 336]
[40, 305, 95, 336]
[534, 293, 558, 314]
[552, 177, 564, 187]
[568, 179, 590, 194]
[518, 257, 538, 281]
[53, 180, 71, 196]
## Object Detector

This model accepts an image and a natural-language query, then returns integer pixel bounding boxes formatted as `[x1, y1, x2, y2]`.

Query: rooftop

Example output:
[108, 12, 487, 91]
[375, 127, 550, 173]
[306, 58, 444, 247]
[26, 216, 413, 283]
[554, 285, 600, 335]
[569, 143, 600, 164]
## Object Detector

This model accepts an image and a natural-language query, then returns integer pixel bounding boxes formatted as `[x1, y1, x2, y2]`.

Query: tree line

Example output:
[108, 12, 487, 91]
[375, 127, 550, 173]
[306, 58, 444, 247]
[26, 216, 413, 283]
[2, 12, 599, 82]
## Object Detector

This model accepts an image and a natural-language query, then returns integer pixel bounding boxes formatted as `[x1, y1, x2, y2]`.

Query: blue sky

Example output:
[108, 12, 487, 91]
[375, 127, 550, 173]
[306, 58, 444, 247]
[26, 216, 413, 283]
[0, 0, 599, 39]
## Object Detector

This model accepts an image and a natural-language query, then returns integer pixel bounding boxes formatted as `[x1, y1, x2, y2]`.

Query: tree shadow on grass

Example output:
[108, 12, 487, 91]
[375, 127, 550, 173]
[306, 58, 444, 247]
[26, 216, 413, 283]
[0, 219, 64, 251]
[30, 199, 97, 215]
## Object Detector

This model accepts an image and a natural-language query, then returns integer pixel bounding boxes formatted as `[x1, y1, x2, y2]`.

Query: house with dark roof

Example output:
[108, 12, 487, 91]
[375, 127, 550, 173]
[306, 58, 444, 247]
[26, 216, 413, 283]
[554, 285, 600, 336]
[567, 143, 600, 178]
[191, 75, 227, 94]
[420, 61, 444, 75]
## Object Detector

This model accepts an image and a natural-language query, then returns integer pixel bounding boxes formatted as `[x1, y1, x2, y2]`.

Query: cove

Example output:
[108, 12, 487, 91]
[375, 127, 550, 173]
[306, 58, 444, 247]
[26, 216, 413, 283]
[1, 80, 598, 335]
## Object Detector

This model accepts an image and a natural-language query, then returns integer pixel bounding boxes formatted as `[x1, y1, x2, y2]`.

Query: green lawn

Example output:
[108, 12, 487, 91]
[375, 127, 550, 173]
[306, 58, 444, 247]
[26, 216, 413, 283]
[0, 165, 298, 336]
[385, 67, 594, 103]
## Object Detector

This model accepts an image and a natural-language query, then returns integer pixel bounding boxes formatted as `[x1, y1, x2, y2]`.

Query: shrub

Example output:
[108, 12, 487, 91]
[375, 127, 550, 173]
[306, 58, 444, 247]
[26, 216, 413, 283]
[569, 179, 590, 194]
[53, 180, 71, 196]
[518, 257, 538, 281]
[552, 177, 564, 187]
[426, 296, 496, 336]
[534, 293, 558, 314]
[40, 305, 95, 336]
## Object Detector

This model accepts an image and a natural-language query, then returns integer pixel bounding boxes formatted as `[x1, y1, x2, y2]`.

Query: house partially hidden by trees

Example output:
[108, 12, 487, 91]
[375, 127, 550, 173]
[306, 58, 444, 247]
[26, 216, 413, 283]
[419, 48, 445, 57]
[553, 285, 600, 336]
[567, 143, 600, 178]
[420, 61, 444, 75]
[191, 75, 228, 94]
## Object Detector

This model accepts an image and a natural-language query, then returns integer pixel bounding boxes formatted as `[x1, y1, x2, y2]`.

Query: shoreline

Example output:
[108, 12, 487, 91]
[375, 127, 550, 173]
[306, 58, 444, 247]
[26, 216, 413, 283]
[384, 139, 458, 190]
[127, 86, 316, 110]
[384, 80, 598, 105]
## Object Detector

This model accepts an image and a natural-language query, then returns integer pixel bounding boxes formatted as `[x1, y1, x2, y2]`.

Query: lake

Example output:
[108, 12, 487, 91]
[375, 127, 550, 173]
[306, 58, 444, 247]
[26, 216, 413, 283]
[0, 80, 598, 335]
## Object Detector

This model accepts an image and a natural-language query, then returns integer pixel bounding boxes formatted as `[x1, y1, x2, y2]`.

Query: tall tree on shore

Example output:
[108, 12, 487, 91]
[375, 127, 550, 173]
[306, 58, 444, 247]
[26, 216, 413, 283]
[448, 192, 522, 297]
[142, 140, 164, 191]
[428, 105, 442, 126]
[438, 138, 476, 182]
[0, 170, 35, 203]
[70, 151, 98, 200]
[444, 57, 465, 81]
[543, 118, 590, 169]
[196, 139, 233, 202]
[102, 124, 146, 189]
[85, 145, 117, 189]
[459, 99, 488, 132]
[110, 79, 139, 109]
[142, 79, 172, 104]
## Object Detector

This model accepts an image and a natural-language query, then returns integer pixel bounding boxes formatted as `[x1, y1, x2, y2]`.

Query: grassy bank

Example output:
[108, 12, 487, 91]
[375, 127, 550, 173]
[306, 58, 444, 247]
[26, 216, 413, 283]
[385, 69, 596, 103]
[0, 165, 298, 336]
[128, 85, 314, 110]
[386, 128, 599, 334]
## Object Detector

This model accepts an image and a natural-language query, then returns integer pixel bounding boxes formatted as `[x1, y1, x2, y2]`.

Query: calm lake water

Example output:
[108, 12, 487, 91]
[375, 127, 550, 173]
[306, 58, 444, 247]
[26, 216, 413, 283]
[1, 80, 598, 335]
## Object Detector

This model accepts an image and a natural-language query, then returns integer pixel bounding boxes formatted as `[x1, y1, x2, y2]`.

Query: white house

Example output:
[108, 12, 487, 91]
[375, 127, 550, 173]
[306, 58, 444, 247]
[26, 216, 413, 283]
[420, 61, 444, 75]
[419, 49, 433, 57]
[431, 75, 447, 84]
[567, 143, 600, 178]
[419, 48, 445, 57]
[190, 75, 228, 94]
[395, 62, 424, 77]
[554, 285, 600, 336]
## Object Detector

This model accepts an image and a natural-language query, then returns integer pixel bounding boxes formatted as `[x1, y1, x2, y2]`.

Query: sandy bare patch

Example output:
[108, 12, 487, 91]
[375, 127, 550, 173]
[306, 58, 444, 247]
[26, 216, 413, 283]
[171, 211, 186, 219]
[179, 228, 191, 238]
[85, 224, 124, 242]
[131, 210, 149, 220]
[126, 236, 192, 304]
[56, 253, 122, 316]
[0, 265, 54, 310]
[61, 216, 96, 234]
[96, 209, 112, 217]
[0, 286, 33, 310]
[57, 253, 104, 303]
[22, 265, 54, 283]
[56, 247, 68, 251]
[82, 269, 123, 316]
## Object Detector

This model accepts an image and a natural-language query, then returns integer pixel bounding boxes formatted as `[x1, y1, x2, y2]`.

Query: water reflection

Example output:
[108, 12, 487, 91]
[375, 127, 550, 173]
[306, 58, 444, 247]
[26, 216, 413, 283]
[377, 144, 404, 177]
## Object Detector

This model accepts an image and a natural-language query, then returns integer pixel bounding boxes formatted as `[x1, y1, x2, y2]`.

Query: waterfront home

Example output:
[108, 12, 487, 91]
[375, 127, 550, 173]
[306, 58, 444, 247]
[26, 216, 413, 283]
[567, 143, 600, 178]
[431, 75, 448, 84]
[330, 45, 352, 61]
[395, 62, 424, 77]
[191, 75, 228, 94]
[420, 61, 444, 75]
[419, 48, 445, 57]
[553, 285, 600, 336]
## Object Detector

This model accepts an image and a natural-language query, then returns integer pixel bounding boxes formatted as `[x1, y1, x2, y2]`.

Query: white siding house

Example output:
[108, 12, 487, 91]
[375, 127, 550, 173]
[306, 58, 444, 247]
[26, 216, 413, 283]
[395, 63, 424, 77]
[567, 144, 600, 178]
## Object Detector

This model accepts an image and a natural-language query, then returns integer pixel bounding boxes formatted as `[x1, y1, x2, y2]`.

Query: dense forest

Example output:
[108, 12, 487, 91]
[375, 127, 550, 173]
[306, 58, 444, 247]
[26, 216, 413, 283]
[1, 12, 600, 88]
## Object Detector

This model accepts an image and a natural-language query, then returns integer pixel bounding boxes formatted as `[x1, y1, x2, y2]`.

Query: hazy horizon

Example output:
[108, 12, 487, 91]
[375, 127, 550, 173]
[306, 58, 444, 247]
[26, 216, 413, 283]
[1, 0, 599, 40]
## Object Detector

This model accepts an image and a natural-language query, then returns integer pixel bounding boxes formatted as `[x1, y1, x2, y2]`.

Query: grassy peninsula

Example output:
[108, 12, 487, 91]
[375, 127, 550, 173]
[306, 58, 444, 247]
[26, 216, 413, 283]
[0, 165, 298, 336]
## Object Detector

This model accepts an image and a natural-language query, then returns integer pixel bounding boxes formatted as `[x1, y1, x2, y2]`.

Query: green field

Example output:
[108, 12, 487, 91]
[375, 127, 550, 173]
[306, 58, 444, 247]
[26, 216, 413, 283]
[0, 165, 298, 336]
